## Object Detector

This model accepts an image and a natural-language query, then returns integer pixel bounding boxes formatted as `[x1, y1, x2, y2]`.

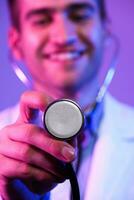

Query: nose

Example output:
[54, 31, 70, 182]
[49, 14, 77, 47]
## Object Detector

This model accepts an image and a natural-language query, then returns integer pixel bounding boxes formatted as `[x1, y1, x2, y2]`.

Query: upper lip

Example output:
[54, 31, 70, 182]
[42, 49, 86, 57]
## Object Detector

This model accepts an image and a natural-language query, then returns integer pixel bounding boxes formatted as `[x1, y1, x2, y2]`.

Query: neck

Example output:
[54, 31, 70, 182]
[33, 78, 99, 111]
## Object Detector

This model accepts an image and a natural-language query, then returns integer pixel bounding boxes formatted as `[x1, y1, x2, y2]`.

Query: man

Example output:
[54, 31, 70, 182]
[0, 0, 134, 199]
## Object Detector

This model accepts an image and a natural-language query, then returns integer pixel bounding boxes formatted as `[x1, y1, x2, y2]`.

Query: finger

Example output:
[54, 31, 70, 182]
[0, 139, 66, 179]
[7, 124, 76, 162]
[67, 137, 77, 148]
[17, 91, 49, 123]
[0, 154, 65, 183]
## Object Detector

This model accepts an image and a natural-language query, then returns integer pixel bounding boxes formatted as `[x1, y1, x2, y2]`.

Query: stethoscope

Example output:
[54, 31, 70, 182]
[10, 33, 119, 200]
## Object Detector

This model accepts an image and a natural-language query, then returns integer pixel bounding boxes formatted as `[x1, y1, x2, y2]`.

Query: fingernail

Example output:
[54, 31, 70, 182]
[62, 146, 75, 161]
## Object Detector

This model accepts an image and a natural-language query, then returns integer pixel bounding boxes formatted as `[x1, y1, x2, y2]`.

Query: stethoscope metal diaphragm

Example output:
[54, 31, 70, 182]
[43, 99, 84, 140]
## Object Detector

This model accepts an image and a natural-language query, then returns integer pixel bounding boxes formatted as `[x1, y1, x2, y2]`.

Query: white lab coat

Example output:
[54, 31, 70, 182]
[0, 94, 134, 200]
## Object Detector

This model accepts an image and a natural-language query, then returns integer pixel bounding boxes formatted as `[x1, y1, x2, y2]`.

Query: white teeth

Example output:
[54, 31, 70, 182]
[50, 52, 80, 61]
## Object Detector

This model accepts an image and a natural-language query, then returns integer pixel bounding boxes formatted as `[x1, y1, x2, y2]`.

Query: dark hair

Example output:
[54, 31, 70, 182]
[7, 0, 107, 29]
[7, 0, 18, 28]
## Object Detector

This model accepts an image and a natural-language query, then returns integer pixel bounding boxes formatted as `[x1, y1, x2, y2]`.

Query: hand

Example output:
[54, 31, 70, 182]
[0, 91, 76, 200]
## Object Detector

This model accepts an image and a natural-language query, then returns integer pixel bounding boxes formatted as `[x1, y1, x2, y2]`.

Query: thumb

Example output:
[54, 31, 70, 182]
[17, 90, 48, 123]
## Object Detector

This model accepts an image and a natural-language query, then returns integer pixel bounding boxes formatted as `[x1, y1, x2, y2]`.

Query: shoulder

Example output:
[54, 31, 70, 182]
[0, 104, 19, 129]
[105, 93, 134, 120]
[103, 93, 134, 138]
[105, 93, 134, 124]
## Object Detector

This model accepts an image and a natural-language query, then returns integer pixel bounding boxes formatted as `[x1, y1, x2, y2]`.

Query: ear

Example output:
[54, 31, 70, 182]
[8, 27, 23, 60]
[102, 21, 113, 47]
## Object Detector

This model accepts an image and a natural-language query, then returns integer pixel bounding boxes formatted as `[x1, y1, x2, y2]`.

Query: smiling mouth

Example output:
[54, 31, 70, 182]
[43, 50, 86, 61]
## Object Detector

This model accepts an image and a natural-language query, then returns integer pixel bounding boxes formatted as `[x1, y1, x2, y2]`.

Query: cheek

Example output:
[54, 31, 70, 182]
[78, 21, 104, 50]
[20, 35, 40, 66]
[20, 29, 42, 55]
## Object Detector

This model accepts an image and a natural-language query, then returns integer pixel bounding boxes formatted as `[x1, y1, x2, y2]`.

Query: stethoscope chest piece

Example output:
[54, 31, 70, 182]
[43, 99, 84, 140]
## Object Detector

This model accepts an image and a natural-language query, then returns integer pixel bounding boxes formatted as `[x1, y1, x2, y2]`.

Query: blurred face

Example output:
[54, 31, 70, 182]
[10, 0, 106, 95]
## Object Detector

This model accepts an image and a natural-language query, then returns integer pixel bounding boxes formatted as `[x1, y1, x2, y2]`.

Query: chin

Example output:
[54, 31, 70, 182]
[62, 77, 87, 92]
